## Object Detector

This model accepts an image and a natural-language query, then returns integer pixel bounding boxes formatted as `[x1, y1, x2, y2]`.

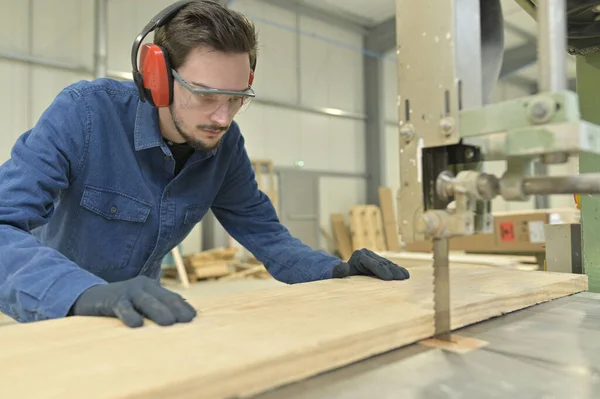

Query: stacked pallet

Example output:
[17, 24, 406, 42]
[185, 248, 239, 281]
[221, 256, 271, 280]
[251, 158, 279, 216]
[162, 248, 273, 283]
[330, 186, 401, 261]
[163, 248, 237, 283]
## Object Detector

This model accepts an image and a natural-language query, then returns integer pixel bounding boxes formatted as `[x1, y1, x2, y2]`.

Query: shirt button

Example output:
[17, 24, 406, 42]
[164, 155, 170, 161]
[110, 206, 117, 214]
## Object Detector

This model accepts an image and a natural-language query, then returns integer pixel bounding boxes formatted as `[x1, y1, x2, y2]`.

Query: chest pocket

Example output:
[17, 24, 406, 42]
[75, 185, 152, 270]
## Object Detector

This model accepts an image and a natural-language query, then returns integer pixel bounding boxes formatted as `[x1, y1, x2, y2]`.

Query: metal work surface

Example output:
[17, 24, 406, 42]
[255, 292, 600, 399]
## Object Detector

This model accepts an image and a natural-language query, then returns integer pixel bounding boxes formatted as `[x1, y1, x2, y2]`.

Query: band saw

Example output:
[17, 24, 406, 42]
[253, 1, 600, 397]
[396, 0, 600, 341]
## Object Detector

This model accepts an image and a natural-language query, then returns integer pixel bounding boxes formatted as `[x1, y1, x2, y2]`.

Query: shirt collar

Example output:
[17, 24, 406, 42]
[133, 99, 219, 158]
[134, 99, 164, 151]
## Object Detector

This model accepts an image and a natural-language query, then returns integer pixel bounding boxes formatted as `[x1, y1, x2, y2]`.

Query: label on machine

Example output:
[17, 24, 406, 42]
[499, 221, 515, 242]
[527, 221, 546, 243]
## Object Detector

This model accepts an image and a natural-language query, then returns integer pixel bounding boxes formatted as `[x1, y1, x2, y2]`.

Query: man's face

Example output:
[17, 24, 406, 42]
[169, 45, 252, 151]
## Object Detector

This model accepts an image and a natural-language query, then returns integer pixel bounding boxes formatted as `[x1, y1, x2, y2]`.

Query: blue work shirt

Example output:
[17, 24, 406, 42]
[0, 78, 340, 323]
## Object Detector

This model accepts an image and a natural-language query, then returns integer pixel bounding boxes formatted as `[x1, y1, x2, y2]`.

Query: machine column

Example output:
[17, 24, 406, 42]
[576, 52, 600, 292]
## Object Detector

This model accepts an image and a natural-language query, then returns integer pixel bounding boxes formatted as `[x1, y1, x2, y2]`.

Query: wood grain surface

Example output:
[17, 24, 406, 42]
[0, 263, 587, 399]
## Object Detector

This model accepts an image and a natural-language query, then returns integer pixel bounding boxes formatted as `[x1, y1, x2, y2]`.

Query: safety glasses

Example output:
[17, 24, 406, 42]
[172, 70, 255, 114]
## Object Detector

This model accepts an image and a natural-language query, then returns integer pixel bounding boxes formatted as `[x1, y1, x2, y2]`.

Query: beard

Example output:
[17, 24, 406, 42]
[169, 104, 228, 152]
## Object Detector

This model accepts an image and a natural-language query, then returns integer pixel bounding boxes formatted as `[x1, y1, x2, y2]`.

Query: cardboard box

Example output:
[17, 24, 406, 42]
[404, 208, 579, 253]
[404, 233, 495, 252]
[493, 208, 579, 252]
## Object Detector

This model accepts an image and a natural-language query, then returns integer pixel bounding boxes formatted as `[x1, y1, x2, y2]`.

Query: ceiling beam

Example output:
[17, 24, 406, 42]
[365, 17, 395, 54]
[255, 0, 370, 34]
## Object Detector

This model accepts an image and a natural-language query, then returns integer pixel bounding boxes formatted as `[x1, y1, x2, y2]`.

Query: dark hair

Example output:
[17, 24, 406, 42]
[153, 0, 258, 71]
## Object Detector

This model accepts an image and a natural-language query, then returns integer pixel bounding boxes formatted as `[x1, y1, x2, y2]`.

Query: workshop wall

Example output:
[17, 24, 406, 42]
[0, 0, 367, 255]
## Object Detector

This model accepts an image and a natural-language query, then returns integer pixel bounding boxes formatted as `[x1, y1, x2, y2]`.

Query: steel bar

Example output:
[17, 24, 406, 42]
[575, 48, 600, 293]
[522, 173, 600, 195]
[433, 238, 451, 341]
[0, 51, 89, 74]
[537, 0, 567, 92]
[94, 0, 108, 79]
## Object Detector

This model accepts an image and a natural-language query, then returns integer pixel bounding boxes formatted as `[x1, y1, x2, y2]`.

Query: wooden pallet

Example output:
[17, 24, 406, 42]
[163, 248, 238, 283]
[250, 159, 279, 216]
[349, 205, 386, 252]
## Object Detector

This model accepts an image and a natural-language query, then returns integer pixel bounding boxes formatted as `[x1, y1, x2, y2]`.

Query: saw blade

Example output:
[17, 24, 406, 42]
[433, 237, 451, 341]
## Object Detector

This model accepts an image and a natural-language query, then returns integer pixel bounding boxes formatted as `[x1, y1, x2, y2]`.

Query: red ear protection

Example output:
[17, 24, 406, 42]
[139, 44, 173, 107]
[131, 0, 257, 108]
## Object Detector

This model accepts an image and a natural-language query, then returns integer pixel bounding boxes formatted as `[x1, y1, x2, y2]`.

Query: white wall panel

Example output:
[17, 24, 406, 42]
[298, 16, 364, 114]
[319, 176, 366, 250]
[327, 118, 365, 173]
[235, 103, 365, 174]
[0, 0, 30, 53]
[231, 106, 267, 160]
[30, 0, 94, 69]
[107, 0, 176, 73]
[0, 1, 32, 164]
[229, 0, 299, 105]
[0, 60, 29, 163]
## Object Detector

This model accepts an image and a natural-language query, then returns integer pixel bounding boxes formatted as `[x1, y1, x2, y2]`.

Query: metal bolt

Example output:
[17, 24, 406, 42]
[527, 97, 556, 124]
[465, 148, 475, 160]
[439, 117, 454, 137]
[399, 123, 415, 142]
[531, 101, 550, 120]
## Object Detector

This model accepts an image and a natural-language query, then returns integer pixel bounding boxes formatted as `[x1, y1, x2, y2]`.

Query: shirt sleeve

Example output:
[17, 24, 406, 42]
[0, 87, 106, 323]
[210, 130, 341, 284]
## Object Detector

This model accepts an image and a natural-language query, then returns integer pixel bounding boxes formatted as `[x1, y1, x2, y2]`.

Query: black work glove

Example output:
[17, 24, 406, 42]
[70, 276, 197, 328]
[332, 248, 410, 281]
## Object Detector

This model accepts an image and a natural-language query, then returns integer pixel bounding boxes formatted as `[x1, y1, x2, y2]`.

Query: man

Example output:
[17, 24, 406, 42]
[0, 0, 409, 328]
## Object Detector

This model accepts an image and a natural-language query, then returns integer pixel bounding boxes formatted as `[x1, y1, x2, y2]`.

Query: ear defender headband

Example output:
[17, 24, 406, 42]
[130, 0, 257, 107]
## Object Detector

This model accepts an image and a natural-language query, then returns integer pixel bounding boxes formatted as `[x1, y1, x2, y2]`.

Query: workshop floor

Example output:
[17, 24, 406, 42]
[0, 277, 283, 328]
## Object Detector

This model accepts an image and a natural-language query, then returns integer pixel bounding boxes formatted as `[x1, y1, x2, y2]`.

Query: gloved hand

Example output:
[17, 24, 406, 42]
[332, 248, 410, 281]
[70, 276, 197, 328]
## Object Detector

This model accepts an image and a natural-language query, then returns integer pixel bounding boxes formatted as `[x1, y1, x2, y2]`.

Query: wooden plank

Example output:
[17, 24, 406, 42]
[378, 186, 401, 251]
[330, 213, 353, 260]
[378, 251, 539, 269]
[170, 247, 190, 289]
[0, 264, 587, 399]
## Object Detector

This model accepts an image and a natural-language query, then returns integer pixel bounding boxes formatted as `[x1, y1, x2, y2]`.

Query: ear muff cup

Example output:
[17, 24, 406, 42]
[139, 43, 174, 107]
